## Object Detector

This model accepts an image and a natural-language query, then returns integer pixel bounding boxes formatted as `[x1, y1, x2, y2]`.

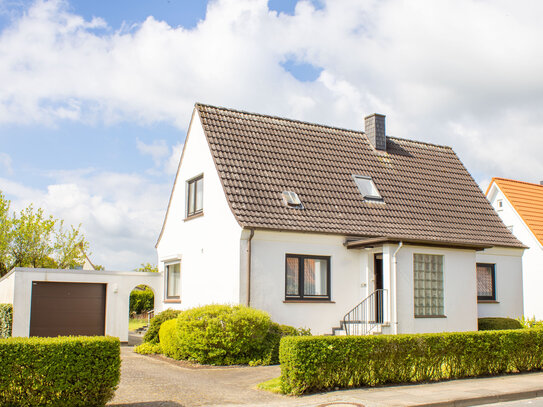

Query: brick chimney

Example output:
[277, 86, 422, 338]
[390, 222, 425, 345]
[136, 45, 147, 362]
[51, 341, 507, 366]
[365, 113, 386, 151]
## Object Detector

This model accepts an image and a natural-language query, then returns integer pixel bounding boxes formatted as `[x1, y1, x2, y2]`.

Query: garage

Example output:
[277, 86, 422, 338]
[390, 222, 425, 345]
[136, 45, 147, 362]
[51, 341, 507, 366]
[30, 281, 106, 337]
[0, 267, 162, 342]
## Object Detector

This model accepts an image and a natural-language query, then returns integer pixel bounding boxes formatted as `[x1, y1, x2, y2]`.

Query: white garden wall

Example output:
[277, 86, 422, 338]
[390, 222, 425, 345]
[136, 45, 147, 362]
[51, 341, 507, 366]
[156, 109, 243, 311]
[0, 271, 15, 304]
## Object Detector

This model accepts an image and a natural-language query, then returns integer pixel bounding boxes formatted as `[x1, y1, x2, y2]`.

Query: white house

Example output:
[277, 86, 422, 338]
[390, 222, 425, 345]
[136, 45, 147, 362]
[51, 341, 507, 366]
[486, 178, 543, 320]
[156, 104, 525, 335]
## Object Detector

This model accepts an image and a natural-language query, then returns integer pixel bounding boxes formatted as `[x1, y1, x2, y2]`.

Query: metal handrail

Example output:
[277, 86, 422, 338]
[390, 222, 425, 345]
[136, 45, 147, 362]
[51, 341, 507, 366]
[342, 289, 387, 335]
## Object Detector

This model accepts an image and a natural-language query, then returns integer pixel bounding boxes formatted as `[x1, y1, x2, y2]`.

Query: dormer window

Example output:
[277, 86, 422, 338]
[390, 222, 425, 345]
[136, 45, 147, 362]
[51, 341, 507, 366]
[282, 191, 303, 208]
[353, 175, 382, 201]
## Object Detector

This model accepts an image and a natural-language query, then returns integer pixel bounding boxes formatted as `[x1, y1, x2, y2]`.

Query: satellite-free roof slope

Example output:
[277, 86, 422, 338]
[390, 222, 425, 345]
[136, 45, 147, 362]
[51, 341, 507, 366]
[195, 103, 523, 248]
[489, 178, 543, 246]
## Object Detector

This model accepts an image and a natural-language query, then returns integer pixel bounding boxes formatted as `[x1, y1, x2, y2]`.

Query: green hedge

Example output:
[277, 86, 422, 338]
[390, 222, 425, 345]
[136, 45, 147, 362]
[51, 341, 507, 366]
[479, 317, 522, 330]
[0, 304, 12, 338]
[143, 308, 182, 344]
[280, 329, 543, 395]
[0, 336, 120, 406]
[129, 289, 154, 314]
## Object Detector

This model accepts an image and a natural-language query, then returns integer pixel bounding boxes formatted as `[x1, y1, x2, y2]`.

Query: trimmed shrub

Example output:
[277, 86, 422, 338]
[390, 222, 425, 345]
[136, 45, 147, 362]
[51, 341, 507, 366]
[134, 342, 162, 355]
[479, 317, 522, 330]
[263, 323, 312, 365]
[143, 308, 182, 344]
[0, 336, 120, 406]
[159, 318, 183, 359]
[0, 304, 12, 338]
[129, 288, 154, 315]
[173, 304, 278, 365]
[280, 329, 543, 395]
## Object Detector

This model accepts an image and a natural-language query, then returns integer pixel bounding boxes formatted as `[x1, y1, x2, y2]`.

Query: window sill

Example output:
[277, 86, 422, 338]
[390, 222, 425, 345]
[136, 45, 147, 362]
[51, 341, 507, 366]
[184, 212, 203, 222]
[415, 315, 447, 318]
[164, 299, 181, 303]
[283, 300, 335, 304]
[478, 300, 499, 304]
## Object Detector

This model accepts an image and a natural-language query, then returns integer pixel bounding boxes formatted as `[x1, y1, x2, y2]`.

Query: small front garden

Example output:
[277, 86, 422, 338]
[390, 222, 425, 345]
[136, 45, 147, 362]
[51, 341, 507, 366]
[135, 304, 309, 366]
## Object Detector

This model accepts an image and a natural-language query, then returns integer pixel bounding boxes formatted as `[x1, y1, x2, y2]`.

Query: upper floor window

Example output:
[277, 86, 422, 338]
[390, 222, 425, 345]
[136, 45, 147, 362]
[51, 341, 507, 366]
[187, 175, 203, 217]
[413, 254, 444, 317]
[477, 263, 496, 301]
[285, 254, 330, 301]
[165, 262, 181, 300]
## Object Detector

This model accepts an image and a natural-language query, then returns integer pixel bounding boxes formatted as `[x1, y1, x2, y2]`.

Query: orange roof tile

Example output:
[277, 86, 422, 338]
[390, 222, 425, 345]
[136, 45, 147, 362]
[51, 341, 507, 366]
[489, 178, 543, 246]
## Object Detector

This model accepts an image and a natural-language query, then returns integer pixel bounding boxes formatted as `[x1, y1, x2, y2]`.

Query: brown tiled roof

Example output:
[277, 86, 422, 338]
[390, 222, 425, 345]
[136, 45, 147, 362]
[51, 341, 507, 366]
[196, 103, 524, 249]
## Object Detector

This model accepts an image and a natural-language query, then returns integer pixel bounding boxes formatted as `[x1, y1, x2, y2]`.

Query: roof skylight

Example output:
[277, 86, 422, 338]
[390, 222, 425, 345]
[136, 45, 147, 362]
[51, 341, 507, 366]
[353, 175, 382, 201]
[282, 191, 303, 208]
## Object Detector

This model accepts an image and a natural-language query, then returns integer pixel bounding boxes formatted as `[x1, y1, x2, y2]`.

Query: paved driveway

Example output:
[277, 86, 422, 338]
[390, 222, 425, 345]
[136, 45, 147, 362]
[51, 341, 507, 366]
[108, 346, 284, 406]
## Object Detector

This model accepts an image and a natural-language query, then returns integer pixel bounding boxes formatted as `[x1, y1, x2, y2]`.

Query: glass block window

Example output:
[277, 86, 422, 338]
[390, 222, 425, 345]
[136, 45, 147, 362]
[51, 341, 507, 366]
[477, 263, 496, 300]
[414, 254, 444, 317]
[285, 254, 330, 300]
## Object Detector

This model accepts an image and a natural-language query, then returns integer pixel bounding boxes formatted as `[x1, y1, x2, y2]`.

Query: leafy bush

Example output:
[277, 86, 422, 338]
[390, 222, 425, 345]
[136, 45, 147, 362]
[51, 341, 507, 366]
[478, 317, 522, 330]
[168, 304, 280, 365]
[129, 288, 154, 314]
[134, 342, 161, 355]
[143, 308, 182, 344]
[0, 304, 12, 338]
[518, 316, 543, 329]
[262, 323, 311, 365]
[0, 336, 120, 406]
[280, 329, 543, 395]
[159, 319, 183, 359]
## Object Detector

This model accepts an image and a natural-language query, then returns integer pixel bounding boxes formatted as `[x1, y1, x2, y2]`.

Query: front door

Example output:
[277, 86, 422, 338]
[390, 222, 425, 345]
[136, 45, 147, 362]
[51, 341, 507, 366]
[374, 254, 383, 323]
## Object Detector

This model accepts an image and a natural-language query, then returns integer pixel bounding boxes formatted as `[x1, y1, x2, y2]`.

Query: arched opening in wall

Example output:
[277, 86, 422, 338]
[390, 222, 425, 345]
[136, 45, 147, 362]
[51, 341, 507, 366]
[128, 284, 155, 346]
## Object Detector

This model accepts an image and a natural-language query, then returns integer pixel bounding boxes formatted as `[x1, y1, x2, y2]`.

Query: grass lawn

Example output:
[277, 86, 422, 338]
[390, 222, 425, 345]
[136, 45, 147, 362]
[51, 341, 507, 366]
[129, 318, 148, 331]
[257, 377, 282, 394]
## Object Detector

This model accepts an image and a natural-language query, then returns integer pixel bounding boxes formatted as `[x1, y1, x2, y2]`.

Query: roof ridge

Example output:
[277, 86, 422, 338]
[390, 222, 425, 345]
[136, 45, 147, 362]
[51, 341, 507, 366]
[195, 102, 366, 135]
[492, 177, 543, 188]
[196, 102, 453, 150]
[387, 136, 452, 150]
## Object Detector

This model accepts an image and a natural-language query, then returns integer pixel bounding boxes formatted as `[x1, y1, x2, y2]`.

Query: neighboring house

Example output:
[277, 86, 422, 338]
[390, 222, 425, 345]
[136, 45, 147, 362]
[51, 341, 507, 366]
[486, 178, 543, 320]
[156, 104, 525, 335]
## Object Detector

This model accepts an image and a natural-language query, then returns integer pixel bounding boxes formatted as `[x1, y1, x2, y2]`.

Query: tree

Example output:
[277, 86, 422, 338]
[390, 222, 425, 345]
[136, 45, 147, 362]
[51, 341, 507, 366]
[135, 263, 158, 273]
[0, 191, 90, 276]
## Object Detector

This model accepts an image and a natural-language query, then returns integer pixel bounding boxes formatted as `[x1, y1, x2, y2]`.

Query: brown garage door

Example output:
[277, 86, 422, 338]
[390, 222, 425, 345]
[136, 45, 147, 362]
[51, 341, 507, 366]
[30, 281, 106, 337]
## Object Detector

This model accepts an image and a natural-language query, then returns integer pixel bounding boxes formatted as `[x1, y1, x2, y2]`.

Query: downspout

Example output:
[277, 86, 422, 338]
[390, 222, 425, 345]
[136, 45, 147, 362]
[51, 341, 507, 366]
[392, 241, 404, 335]
[246, 229, 255, 307]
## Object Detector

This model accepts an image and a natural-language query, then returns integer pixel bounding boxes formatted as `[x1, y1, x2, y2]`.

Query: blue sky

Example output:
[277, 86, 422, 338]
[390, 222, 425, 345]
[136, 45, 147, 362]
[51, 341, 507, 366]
[1, 0, 542, 269]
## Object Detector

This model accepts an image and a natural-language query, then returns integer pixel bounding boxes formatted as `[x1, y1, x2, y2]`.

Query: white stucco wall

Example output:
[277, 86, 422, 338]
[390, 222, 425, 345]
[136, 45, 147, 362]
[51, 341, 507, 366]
[248, 230, 368, 335]
[476, 247, 524, 319]
[156, 109, 243, 311]
[3, 268, 161, 342]
[488, 184, 542, 319]
[393, 245, 479, 334]
[0, 271, 15, 304]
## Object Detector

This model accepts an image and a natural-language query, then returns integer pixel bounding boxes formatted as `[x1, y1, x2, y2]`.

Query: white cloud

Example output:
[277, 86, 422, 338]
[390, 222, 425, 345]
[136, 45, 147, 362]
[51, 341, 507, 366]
[0, 152, 13, 175]
[1, 170, 169, 270]
[2, 0, 543, 268]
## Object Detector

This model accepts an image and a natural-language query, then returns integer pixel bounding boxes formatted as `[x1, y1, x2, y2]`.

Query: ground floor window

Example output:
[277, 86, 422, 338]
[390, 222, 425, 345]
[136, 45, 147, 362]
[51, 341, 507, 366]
[413, 254, 444, 317]
[165, 262, 181, 300]
[477, 263, 496, 301]
[285, 254, 330, 300]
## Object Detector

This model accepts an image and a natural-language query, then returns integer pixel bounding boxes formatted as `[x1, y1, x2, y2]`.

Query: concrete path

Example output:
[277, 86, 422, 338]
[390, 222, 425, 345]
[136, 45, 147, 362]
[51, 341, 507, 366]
[109, 347, 543, 407]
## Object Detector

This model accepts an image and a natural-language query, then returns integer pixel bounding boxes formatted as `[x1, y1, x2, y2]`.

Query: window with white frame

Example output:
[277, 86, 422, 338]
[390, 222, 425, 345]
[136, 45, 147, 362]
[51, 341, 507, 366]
[413, 254, 444, 317]
[186, 175, 203, 217]
[165, 262, 181, 300]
